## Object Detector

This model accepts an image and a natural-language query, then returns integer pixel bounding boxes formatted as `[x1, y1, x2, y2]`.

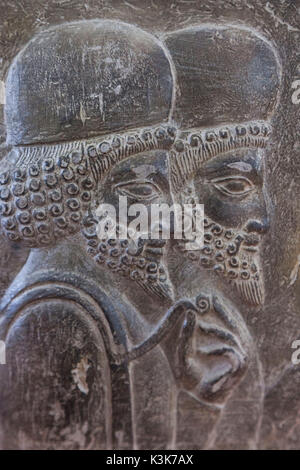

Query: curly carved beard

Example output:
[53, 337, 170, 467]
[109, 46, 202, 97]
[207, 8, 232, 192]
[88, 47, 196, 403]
[82, 211, 263, 305]
[82, 217, 174, 301]
[175, 215, 264, 306]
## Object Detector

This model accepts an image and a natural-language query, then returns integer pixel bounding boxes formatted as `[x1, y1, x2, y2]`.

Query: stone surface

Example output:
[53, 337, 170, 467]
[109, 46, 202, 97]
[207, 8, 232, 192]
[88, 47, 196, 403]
[0, 0, 300, 450]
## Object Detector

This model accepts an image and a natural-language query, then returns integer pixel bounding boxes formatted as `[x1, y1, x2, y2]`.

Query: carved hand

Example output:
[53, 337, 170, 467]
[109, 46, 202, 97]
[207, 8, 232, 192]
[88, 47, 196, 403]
[173, 293, 249, 405]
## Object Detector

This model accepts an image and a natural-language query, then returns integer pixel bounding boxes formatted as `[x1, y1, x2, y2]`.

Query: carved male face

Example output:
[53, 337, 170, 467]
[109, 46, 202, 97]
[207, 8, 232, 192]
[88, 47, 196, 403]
[171, 146, 269, 305]
[85, 150, 175, 301]
[163, 25, 280, 307]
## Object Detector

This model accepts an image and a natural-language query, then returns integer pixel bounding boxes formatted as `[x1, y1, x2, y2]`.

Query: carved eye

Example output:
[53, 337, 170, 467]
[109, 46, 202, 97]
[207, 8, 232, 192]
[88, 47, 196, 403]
[212, 176, 255, 197]
[114, 180, 161, 202]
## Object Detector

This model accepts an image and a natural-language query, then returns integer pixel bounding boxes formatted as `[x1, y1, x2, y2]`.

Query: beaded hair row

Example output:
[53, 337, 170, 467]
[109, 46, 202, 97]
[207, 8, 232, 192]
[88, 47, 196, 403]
[170, 121, 271, 191]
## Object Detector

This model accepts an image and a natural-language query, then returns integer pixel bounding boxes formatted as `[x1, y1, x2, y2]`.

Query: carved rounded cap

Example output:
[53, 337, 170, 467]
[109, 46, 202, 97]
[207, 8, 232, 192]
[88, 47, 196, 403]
[164, 25, 281, 128]
[5, 20, 174, 146]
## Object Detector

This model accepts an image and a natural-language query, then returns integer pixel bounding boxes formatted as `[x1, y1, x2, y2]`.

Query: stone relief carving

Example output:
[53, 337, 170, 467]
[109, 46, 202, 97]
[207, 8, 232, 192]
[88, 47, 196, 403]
[0, 15, 285, 450]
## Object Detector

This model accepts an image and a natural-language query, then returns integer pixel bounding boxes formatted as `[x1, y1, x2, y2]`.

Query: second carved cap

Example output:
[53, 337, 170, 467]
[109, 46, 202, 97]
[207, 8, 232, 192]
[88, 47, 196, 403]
[164, 25, 281, 128]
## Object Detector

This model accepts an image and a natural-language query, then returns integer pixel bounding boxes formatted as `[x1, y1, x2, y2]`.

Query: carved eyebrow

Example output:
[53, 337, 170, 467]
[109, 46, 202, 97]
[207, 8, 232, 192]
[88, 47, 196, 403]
[227, 162, 253, 172]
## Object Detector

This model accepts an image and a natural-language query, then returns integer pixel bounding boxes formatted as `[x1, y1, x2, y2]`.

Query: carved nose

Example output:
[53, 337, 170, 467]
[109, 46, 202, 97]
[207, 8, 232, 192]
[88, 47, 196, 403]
[245, 218, 270, 234]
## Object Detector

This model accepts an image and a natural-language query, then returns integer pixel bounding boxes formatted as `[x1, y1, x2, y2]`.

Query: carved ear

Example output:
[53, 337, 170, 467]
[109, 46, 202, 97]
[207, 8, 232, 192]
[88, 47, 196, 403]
[0, 152, 95, 248]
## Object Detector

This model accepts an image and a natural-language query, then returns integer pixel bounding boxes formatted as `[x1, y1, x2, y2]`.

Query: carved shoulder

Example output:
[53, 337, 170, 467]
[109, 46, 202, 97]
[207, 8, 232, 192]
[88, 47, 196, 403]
[0, 281, 134, 449]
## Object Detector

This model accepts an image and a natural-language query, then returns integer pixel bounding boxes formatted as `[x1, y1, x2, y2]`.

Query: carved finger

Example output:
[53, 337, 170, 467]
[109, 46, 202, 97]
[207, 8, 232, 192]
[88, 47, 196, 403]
[197, 318, 244, 352]
[176, 310, 197, 373]
[196, 344, 246, 374]
[212, 294, 240, 331]
[200, 362, 238, 399]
